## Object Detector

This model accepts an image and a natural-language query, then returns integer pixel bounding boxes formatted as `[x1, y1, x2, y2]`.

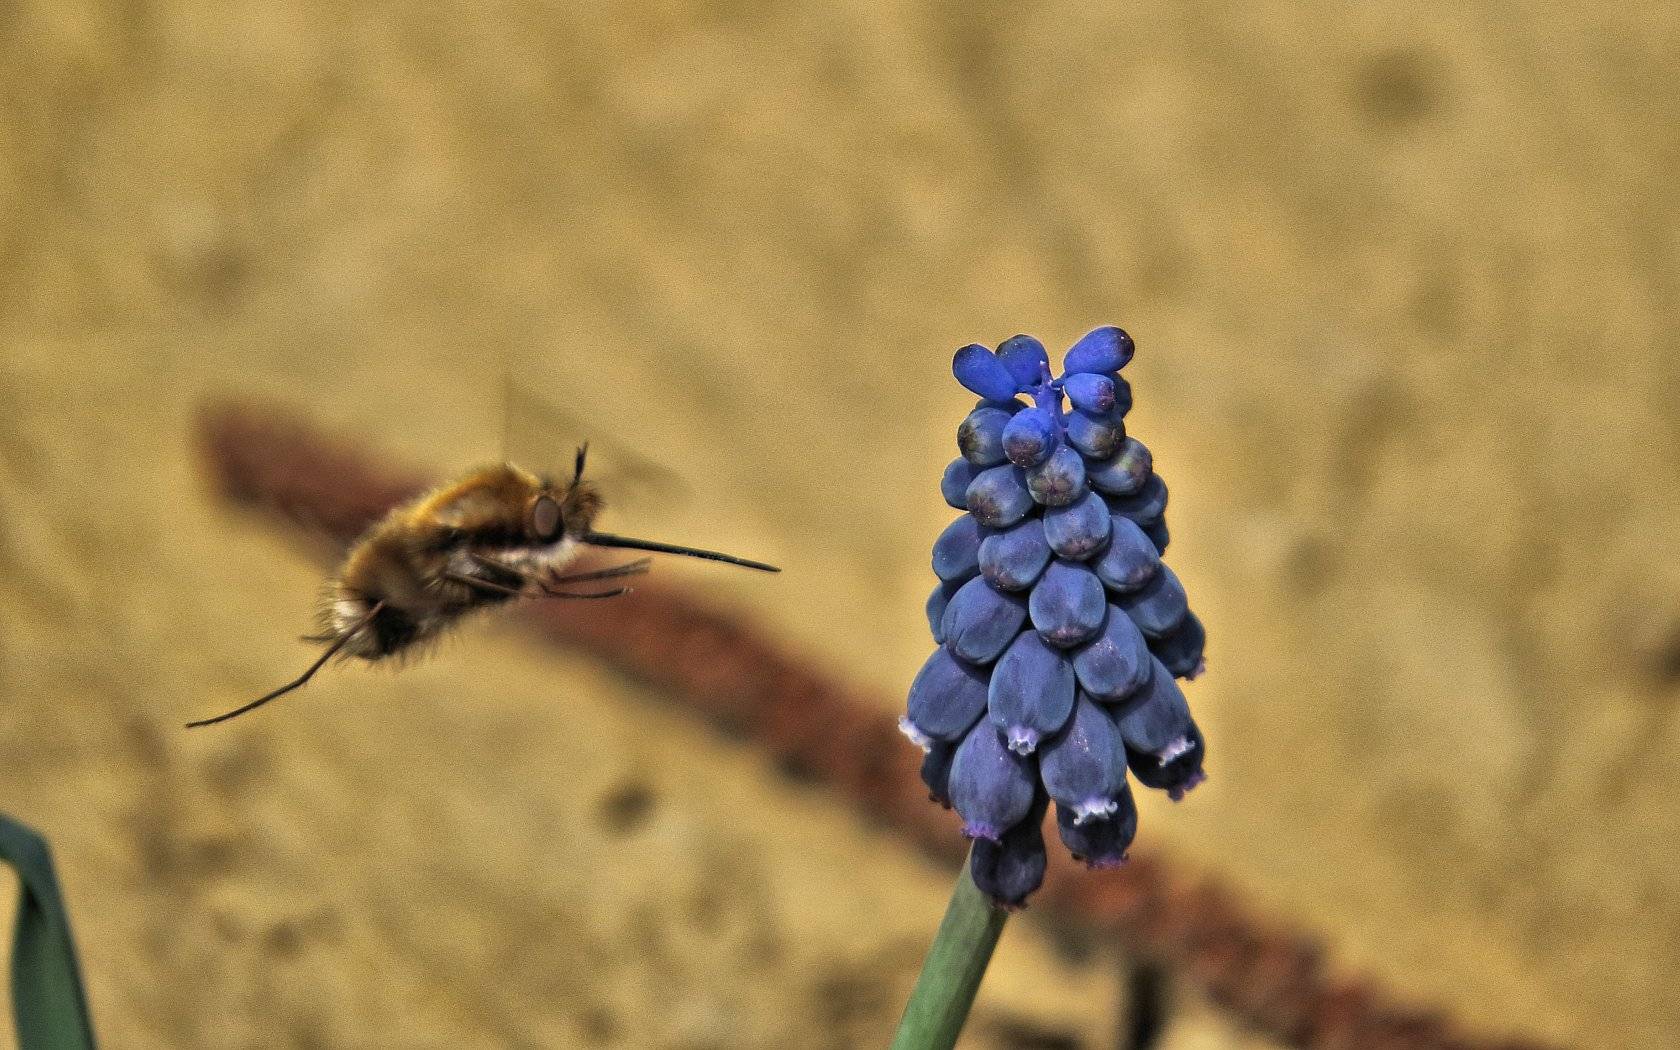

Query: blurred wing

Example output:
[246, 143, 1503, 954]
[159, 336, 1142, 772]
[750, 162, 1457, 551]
[501, 376, 691, 521]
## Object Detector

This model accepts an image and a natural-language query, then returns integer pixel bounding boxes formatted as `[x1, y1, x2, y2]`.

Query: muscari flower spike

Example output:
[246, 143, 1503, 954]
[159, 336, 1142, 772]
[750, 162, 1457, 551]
[902, 327, 1209, 908]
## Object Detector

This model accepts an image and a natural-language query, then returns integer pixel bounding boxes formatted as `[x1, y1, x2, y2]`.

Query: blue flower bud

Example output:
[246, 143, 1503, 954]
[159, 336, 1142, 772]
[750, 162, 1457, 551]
[1127, 721, 1206, 801]
[1055, 785, 1138, 869]
[1144, 517, 1169, 554]
[921, 740, 956, 807]
[941, 577, 1028, 665]
[1061, 372, 1115, 414]
[1107, 473, 1168, 527]
[978, 516, 1052, 591]
[911, 326, 1207, 906]
[949, 720, 1038, 841]
[1025, 445, 1087, 506]
[1072, 606, 1154, 703]
[1066, 407, 1126, 459]
[1039, 694, 1128, 823]
[1093, 515, 1160, 594]
[1087, 437, 1152, 496]
[926, 579, 961, 643]
[965, 464, 1035, 528]
[953, 343, 1023, 401]
[1029, 559, 1107, 648]
[988, 630, 1076, 754]
[1114, 657, 1193, 755]
[931, 513, 986, 582]
[1118, 563, 1188, 638]
[970, 792, 1048, 908]
[1002, 407, 1058, 468]
[1063, 326, 1135, 374]
[1042, 490, 1110, 560]
[1110, 374, 1133, 416]
[957, 405, 1012, 467]
[903, 647, 989, 747]
[1151, 611, 1206, 680]
[941, 457, 978, 509]
[995, 334, 1051, 390]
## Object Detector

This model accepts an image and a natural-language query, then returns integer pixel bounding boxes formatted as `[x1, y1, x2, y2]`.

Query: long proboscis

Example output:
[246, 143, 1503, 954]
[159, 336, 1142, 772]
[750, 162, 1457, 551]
[584, 531, 780, 573]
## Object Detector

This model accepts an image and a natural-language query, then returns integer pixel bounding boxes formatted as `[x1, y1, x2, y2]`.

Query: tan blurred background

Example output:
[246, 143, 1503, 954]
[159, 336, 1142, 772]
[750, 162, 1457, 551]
[2, 1, 1677, 1047]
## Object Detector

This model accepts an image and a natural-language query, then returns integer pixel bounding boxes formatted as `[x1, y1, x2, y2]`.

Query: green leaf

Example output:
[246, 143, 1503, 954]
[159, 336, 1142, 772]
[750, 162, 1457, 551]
[0, 813, 98, 1050]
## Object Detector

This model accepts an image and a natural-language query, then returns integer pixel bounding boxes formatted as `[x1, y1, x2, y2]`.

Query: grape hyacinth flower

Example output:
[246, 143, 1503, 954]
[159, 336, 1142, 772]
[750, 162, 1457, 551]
[900, 327, 1208, 911]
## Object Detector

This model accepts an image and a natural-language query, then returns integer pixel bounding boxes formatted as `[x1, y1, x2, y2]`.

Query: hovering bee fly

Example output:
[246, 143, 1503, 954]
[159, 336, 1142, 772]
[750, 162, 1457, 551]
[186, 444, 778, 727]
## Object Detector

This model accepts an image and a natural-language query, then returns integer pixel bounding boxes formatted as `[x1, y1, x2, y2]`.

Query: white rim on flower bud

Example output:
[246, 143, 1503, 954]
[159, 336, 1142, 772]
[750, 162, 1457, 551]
[898, 716, 935, 753]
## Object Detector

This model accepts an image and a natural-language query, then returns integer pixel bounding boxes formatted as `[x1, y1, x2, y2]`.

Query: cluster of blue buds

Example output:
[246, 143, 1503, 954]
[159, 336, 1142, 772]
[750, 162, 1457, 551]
[902, 327, 1207, 908]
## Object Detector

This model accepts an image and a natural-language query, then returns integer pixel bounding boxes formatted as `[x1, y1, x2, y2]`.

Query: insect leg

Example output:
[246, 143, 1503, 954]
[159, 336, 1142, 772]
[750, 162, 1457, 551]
[546, 558, 652, 584]
[468, 552, 532, 582]
[448, 569, 629, 601]
[185, 600, 387, 728]
[466, 551, 647, 592]
[535, 586, 631, 600]
[445, 571, 525, 597]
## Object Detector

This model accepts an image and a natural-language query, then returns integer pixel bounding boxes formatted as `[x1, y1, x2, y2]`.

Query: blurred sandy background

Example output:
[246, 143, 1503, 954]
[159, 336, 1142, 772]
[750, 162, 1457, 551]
[2, 1, 1677, 1047]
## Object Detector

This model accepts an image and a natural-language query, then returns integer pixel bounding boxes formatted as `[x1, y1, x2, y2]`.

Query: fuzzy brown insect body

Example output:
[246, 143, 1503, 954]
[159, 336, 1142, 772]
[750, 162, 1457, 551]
[327, 461, 603, 658]
[187, 448, 776, 727]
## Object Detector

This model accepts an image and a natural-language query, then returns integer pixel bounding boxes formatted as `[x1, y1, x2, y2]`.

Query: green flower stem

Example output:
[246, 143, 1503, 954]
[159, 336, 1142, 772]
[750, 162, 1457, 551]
[889, 849, 1008, 1050]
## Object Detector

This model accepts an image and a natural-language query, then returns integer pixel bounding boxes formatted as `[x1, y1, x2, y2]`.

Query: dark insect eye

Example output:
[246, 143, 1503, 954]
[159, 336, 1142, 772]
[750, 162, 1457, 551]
[531, 496, 562, 542]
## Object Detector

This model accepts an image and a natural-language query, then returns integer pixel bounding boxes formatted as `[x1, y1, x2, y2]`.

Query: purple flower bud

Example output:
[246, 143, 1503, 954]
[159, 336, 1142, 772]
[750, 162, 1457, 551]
[1025, 445, 1087, 507]
[1039, 694, 1128, 823]
[926, 579, 961, 643]
[995, 335, 1051, 390]
[1107, 473, 1168, 527]
[921, 741, 956, 807]
[903, 647, 988, 747]
[1144, 517, 1169, 554]
[978, 517, 1052, 592]
[953, 343, 1023, 401]
[941, 577, 1028, 665]
[1088, 437, 1152, 497]
[1117, 563, 1188, 638]
[1063, 326, 1135, 374]
[957, 405, 1012, 467]
[941, 457, 978, 509]
[931, 514, 986, 582]
[965, 464, 1035, 528]
[1072, 607, 1154, 703]
[1042, 490, 1111, 560]
[1061, 372, 1115, 414]
[988, 630, 1076, 754]
[1110, 374, 1133, 416]
[1066, 407, 1126, 460]
[949, 721, 1037, 841]
[1114, 657, 1193, 755]
[1002, 407, 1058, 468]
[1151, 612, 1206, 680]
[970, 793, 1048, 908]
[1055, 786, 1138, 869]
[1029, 560, 1107, 648]
[1127, 721, 1206, 801]
[1093, 516, 1160, 594]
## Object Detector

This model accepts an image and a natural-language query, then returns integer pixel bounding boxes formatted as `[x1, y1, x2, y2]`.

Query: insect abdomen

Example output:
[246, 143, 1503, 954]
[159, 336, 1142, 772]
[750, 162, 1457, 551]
[365, 603, 423, 657]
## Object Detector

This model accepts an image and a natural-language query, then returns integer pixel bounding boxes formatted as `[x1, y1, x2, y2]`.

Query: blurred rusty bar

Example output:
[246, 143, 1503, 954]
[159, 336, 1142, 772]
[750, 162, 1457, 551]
[195, 402, 1559, 1050]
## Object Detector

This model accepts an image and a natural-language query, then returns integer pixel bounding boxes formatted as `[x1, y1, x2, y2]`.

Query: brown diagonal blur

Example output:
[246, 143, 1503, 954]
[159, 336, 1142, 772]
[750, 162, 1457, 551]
[1, 3, 1676, 1049]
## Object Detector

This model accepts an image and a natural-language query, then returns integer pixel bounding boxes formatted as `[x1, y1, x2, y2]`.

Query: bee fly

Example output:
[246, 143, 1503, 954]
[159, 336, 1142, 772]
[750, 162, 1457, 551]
[186, 444, 778, 727]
